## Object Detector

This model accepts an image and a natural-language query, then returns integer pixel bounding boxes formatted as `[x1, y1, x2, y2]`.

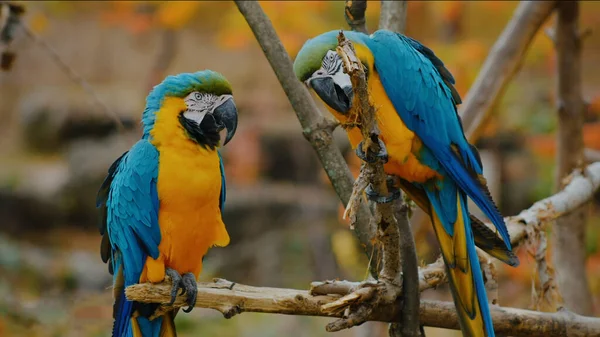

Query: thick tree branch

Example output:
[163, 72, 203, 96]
[460, 1, 557, 141]
[234, 1, 376, 271]
[126, 279, 600, 337]
[379, 1, 407, 34]
[551, 1, 592, 316]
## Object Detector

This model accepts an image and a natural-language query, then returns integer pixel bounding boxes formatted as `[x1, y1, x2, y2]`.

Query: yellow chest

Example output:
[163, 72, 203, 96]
[326, 73, 438, 183]
[148, 97, 230, 275]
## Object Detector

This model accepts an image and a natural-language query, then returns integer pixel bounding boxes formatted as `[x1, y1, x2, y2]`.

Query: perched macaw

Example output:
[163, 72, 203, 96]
[294, 30, 519, 337]
[96, 70, 238, 337]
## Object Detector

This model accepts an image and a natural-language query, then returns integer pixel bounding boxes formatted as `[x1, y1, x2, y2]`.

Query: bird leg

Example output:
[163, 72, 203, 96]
[355, 138, 388, 163]
[165, 268, 198, 313]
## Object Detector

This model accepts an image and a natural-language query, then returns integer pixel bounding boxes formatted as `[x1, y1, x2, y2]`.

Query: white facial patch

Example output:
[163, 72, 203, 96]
[183, 91, 218, 124]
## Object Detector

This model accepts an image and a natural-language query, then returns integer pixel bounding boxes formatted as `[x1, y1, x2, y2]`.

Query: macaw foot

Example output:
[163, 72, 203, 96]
[355, 138, 388, 164]
[165, 268, 198, 313]
[365, 176, 401, 204]
[310, 279, 402, 332]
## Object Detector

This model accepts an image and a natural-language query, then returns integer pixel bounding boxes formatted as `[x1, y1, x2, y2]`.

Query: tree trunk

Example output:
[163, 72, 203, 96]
[552, 0, 593, 316]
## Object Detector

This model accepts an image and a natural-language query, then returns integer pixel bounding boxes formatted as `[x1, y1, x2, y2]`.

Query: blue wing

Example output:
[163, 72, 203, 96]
[97, 139, 161, 337]
[366, 30, 511, 249]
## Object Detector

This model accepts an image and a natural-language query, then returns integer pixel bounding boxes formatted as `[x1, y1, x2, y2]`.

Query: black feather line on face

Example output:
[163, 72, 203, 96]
[178, 112, 220, 150]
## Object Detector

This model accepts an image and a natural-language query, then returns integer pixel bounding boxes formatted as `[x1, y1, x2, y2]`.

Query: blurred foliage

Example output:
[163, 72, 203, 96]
[2, 1, 600, 336]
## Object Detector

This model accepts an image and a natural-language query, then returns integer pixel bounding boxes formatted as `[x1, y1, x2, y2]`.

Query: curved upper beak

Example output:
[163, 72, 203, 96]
[308, 76, 353, 114]
[212, 96, 238, 145]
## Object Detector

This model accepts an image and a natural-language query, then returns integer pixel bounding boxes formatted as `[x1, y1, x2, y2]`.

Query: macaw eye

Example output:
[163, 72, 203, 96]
[195, 92, 202, 100]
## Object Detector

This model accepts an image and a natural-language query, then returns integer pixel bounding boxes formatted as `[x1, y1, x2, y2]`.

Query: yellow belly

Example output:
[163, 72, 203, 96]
[327, 72, 438, 183]
[140, 97, 230, 283]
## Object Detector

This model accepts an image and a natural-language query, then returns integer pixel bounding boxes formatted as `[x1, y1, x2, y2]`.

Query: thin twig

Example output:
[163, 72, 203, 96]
[551, 0, 592, 316]
[234, 1, 377, 276]
[460, 1, 557, 141]
[379, 1, 408, 34]
[125, 279, 600, 337]
[18, 22, 124, 130]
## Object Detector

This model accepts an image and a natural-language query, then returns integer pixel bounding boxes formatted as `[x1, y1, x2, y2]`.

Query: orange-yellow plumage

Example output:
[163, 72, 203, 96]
[324, 44, 439, 184]
[139, 97, 230, 284]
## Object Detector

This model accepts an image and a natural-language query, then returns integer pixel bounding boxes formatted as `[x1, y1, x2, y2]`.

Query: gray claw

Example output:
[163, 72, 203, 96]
[166, 268, 183, 306]
[181, 273, 198, 313]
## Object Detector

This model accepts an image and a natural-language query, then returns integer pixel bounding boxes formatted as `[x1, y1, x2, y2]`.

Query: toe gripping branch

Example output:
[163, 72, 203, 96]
[166, 268, 198, 313]
[356, 137, 400, 204]
[355, 137, 388, 164]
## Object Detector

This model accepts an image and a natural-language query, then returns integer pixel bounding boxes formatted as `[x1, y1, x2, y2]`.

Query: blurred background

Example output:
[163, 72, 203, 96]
[1, 1, 600, 336]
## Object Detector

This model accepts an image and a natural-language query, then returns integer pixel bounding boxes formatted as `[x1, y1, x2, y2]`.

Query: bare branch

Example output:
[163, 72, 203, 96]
[460, 1, 557, 141]
[126, 279, 600, 336]
[508, 162, 600, 246]
[551, 0, 592, 316]
[393, 200, 421, 337]
[379, 1, 408, 33]
[326, 31, 404, 333]
[344, 0, 368, 34]
[234, 1, 376, 270]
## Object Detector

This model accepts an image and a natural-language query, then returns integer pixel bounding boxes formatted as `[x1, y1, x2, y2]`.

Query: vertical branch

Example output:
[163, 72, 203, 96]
[551, 1, 593, 316]
[379, 1, 408, 33]
[234, 1, 377, 274]
[345, 0, 368, 34]
[379, 2, 420, 336]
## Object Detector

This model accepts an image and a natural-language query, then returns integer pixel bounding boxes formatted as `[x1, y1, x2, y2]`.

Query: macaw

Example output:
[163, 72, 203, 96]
[96, 70, 238, 337]
[294, 30, 519, 337]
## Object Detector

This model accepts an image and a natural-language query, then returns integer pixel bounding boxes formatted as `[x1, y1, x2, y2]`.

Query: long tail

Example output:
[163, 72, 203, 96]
[112, 262, 177, 337]
[428, 190, 494, 337]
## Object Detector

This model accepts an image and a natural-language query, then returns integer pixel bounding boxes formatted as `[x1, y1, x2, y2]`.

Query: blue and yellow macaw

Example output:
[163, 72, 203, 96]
[96, 70, 238, 337]
[294, 30, 519, 337]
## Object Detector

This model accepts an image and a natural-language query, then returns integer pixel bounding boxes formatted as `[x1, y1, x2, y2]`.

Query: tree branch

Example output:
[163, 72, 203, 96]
[379, 1, 408, 33]
[459, 1, 557, 141]
[234, 1, 376, 272]
[551, 0, 592, 316]
[344, 0, 368, 34]
[125, 279, 600, 337]
[377, 3, 420, 336]
[321, 32, 405, 333]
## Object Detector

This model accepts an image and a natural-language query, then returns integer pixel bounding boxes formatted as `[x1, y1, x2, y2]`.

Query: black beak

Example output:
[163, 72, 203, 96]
[309, 76, 353, 113]
[213, 97, 238, 145]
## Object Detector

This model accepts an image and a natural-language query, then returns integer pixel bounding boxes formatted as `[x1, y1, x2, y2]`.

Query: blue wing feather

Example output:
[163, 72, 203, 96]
[99, 139, 161, 337]
[366, 30, 511, 249]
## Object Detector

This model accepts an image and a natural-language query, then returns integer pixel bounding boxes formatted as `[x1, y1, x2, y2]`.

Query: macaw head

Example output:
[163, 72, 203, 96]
[142, 70, 238, 149]
[293, 30, 372, 115]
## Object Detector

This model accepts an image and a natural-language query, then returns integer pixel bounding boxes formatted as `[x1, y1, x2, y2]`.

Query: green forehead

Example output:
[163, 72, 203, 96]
[294, 35, 338, 82]
[158, 70, 233, 98]
[293, 30, 369, 82]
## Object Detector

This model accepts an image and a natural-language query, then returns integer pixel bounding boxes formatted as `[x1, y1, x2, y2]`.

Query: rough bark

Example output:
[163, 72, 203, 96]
[125, 279, 600, 337]
[551, 1, 593, 316]
[460, 1, 557, 141]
